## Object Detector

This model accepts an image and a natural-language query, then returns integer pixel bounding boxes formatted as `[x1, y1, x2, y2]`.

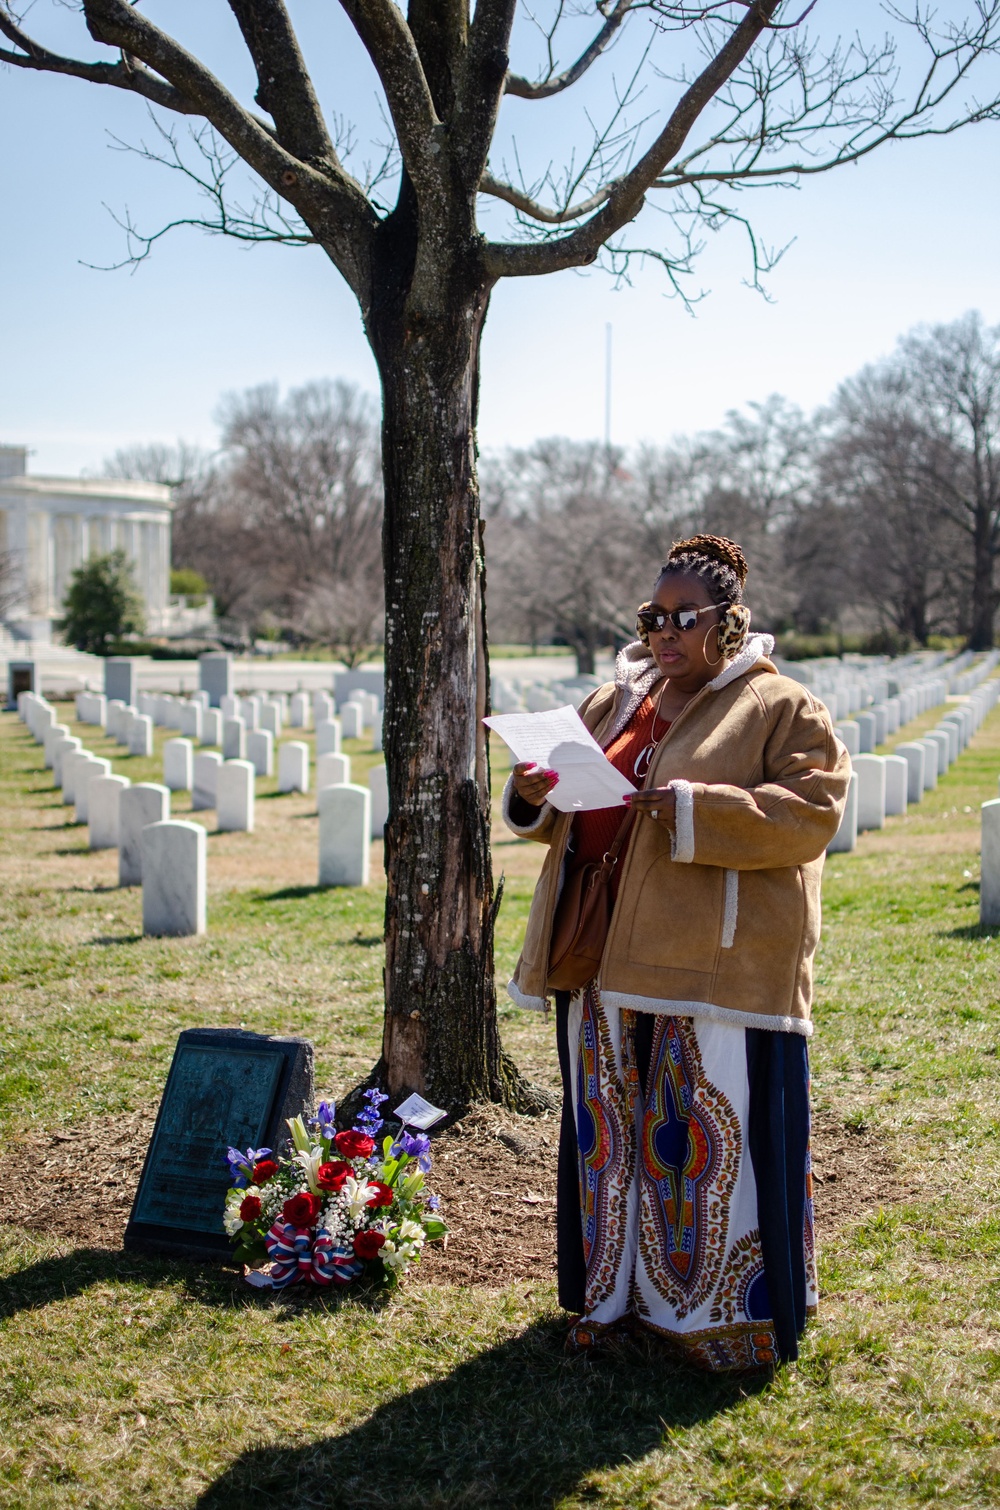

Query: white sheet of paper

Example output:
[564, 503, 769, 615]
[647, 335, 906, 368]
[484, 705, 636, 812]
[393, 1093, 448, 1130]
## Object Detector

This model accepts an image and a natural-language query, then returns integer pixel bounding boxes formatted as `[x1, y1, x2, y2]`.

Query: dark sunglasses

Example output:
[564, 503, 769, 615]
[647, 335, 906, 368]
[636, 603, 725, 635]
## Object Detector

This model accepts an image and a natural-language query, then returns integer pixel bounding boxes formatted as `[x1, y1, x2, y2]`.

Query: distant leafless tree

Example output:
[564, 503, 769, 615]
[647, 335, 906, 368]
[113, 382, 385, 646]
[631, 396, 813, 627]
[217, 380, 383, 644]
[817, 367, 960, 644]
[896, 313, 1000, 649]
[484, 440, 646, 672]
[103, 440, 212, 491]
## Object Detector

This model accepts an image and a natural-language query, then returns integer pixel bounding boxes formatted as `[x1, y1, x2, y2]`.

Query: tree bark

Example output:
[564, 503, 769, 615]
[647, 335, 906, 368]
[970, 508, 996, 650]
[573, 638, 597, 676]
[361, 204, 547, 1115]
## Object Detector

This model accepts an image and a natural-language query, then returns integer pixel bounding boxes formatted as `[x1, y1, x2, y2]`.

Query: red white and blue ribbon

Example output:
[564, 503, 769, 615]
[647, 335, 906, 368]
[264, 1222, 363, 1288]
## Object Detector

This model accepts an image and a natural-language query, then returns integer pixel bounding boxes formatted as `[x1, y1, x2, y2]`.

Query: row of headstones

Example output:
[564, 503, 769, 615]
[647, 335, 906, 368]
[492, 674, 606, 715]
[828, 679, 1000, 853]
[17, 691, 388, 936]
[491, 648, 991, 719]
[811, 648, 1000, 720]
[81, 686, 384, 759]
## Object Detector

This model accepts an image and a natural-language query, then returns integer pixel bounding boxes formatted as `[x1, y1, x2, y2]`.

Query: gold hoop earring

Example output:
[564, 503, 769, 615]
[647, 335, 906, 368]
[702, 625, 724, 667]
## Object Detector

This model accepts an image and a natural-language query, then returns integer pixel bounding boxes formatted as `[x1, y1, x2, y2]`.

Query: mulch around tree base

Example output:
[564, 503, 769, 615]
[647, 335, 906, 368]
[0, 1101, 898, 1289]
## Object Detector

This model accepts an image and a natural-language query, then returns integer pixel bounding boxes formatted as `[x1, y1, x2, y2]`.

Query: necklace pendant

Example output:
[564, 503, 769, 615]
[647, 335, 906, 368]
[634, 744, 654, 779]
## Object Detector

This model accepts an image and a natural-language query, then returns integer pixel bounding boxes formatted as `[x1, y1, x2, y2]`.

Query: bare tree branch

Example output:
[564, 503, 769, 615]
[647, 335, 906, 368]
[86, 117, 317, 271]
[226, 0, 338, 168]
[505, 0, 633, 98]
[454, 0, 517, 187]
[0, 7, 201, 115]
[1, 0, 378, 293]
[480, 170, 613, 222]
[484, 0, 783, 275]
[336, 0, 441, 186]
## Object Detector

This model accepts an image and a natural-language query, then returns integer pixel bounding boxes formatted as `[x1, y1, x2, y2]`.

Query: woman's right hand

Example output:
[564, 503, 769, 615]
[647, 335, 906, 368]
[512, 761, 559, 807]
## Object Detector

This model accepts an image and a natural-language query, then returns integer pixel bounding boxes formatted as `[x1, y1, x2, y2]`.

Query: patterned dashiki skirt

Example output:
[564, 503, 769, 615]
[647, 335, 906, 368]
[554, 984, 816, 1373]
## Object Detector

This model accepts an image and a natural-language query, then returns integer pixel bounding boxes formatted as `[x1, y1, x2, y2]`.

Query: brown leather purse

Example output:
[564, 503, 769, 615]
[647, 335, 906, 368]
[546, 809, 636, 993]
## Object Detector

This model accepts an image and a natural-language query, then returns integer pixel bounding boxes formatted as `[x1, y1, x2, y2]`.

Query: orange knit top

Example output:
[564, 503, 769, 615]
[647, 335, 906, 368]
[567, 694, 669, 897]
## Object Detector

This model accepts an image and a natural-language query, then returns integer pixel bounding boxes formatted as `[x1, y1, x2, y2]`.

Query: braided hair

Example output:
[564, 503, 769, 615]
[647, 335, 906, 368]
[656, 533, 748, 606]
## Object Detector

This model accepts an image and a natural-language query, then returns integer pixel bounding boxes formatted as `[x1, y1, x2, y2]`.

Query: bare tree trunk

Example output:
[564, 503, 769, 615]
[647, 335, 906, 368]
[574, 638, 597, 677]
[364, 224, 546, 1114]
[970, 511, 995, 649]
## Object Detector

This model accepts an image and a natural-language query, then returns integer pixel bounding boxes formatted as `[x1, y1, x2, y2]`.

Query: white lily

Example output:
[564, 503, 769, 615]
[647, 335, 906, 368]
[397, 1218, 425, 1246]
[343, 1176, 374, 1223]
[381, 1239, 416, 1273]
[293, 1146, 324, 1194]
[287, 1115, 312, 1154]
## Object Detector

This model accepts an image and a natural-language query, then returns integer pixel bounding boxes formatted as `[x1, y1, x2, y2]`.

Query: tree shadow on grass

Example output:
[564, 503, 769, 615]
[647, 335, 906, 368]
[196, 1319, 763, 1510]
[944, 922, 1000, 939]
[0, 1245, 336, 1324]
[254, 884, 331, 901]
[0, 1244, 394, 1326]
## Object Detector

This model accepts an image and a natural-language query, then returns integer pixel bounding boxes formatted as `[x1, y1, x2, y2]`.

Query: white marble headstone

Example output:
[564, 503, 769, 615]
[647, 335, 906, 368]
[142, 820, 206, 937]
[278, 741, 309, 794]
[192, 750, 223, 810]
[163, 738, 194, 792]
[369, 764, 388, 839]
[316, 718, 342, 756]
[318, 783, 370, 887]
[119, 782, 170, 886]
[246, 728, 274, 778]
[217, 759, 255, 832]
[89, 774, 130, 850]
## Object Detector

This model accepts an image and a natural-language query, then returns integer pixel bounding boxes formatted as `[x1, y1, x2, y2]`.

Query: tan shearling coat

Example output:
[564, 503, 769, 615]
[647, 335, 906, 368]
[502, 636, 851, 1035]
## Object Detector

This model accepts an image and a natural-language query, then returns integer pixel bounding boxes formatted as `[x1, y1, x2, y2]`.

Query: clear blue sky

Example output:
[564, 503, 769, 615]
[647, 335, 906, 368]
[2, 1, 999, 474]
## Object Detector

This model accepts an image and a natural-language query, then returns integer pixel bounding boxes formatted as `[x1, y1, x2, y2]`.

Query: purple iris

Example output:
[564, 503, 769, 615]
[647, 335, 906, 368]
[391, 1130, 432, 1173]
[311, 1101, 337, 1141]
[427, 1194, 441, 1212]
[353, 1087, 388, 1138]
[225, 1145, 272, 1189]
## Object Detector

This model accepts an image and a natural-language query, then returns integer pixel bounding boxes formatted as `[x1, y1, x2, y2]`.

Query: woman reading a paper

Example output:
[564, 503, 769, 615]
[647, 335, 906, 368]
[503, 535, 849, 1370]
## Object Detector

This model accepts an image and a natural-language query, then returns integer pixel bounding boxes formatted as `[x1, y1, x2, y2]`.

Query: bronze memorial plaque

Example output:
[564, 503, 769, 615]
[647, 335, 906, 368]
[125, 1028, 313, 1259]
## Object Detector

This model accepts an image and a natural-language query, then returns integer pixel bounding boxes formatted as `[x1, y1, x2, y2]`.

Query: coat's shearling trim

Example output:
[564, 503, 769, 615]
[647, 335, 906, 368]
[721, 869, 739, 948]
[707, 632, 775, 691]
[606, 630, 775, 747]
[506, 977, 549, 1012]
[599, 990, 813, 1037]
[607, 641, 662, 744]
[501, 772, 551, 836]
[668, 779, 695, 863]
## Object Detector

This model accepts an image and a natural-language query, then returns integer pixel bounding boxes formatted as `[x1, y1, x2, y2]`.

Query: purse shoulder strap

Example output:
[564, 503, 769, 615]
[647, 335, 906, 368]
[598, 806, 636, 875]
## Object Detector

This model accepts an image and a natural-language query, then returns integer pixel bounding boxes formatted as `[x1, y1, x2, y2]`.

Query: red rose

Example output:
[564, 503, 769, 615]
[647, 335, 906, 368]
[239, 1194, 262, 1222]
[353, 1230, 387, 1260]
[252, 1159, 279, 1185]
[334, 1130, 375, 1159]
[317, 1160, 352, 1192]
[366, 1181, 394, 1208]
[282, 1192, 322, 1228]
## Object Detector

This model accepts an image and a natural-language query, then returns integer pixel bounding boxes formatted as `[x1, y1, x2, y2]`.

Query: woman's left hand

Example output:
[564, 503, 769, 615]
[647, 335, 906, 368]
[625, 787, 676, 824]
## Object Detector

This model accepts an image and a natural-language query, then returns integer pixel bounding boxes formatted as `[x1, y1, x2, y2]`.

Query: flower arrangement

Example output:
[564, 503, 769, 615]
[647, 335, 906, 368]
[223, 1089, 446, 1289]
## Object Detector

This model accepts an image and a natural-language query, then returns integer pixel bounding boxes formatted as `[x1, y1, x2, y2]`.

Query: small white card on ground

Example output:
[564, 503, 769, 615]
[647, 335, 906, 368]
[393, 1093, 448, 1129]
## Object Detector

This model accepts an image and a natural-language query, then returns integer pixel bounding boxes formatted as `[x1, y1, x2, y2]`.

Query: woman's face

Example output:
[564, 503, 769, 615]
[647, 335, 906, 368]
[647, 571, 724, 692]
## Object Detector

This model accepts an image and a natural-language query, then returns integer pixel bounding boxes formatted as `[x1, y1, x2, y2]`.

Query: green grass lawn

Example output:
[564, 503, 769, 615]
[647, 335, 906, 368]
[2, 696, 1000, 1507]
